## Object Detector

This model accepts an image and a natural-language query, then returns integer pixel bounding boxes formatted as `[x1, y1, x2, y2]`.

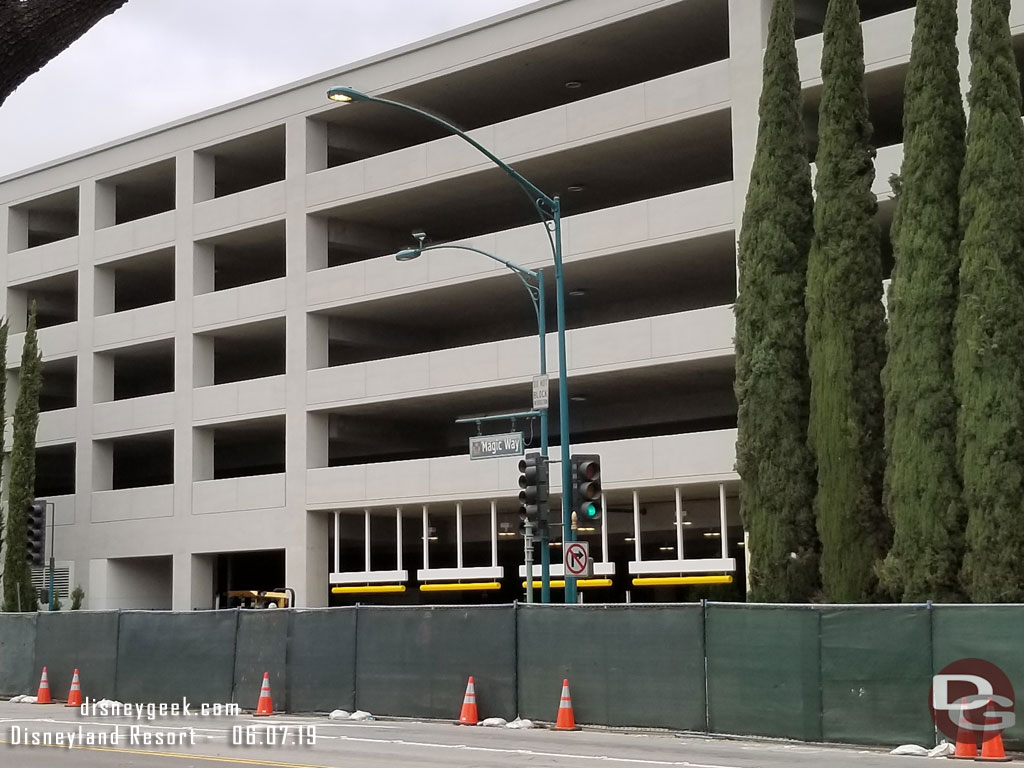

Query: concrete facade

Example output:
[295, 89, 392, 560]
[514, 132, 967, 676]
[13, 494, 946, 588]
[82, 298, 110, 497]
[0, 0, 1016, 609]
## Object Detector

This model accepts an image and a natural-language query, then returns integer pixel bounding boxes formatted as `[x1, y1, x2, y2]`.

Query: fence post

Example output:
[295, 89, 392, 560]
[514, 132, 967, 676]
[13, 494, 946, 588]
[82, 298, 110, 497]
[702, 599, 709, 734]
[352, 603, 361, 712]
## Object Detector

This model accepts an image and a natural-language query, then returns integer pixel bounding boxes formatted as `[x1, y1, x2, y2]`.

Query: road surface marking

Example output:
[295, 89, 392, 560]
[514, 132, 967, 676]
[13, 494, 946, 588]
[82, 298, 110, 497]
[331, 734, 746, 767]
[0, 739, 337, 768]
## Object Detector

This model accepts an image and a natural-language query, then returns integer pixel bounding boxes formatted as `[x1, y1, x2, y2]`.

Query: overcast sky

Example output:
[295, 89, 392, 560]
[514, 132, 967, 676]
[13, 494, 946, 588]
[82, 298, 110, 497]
[0, 0, 534, 178]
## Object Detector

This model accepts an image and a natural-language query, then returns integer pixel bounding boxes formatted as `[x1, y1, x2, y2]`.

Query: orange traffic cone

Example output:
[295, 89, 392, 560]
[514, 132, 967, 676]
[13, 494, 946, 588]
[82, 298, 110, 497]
[35, 667, 52, 704]
[553, 678, 580, 731]
[950, 697, 979, 759]
[254, 672, 273, 717]
[976, 700, 1012, 762]
[456, 676, 479, 725]
[65, 669, 82, 707]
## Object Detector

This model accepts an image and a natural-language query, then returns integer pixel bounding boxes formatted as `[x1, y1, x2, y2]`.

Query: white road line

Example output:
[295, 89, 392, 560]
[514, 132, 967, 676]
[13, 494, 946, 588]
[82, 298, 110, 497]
[330, 734, 745, 767]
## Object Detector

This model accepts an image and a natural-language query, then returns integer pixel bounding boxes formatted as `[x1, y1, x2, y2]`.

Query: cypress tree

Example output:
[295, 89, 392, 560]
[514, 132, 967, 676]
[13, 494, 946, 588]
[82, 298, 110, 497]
[955, 0, 1024, 602]
[805, 0, 888, 602]
[734, 0, 819, 602]
[879, 0, 965, 602]
[3, 305, 42, 612]
[0, 320, 8, 566]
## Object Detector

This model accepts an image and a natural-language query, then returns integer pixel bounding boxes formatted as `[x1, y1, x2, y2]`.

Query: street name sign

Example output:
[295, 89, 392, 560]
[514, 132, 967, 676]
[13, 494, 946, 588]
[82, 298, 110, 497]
[564, 541, 592, 578]
[469, 432, 525, 460]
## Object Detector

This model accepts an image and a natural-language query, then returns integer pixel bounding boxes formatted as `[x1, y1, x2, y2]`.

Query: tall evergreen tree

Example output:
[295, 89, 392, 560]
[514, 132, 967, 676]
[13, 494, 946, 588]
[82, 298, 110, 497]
[805, 0, 889, 602]
[0, 320, 8, 566]
[734, 0, 819, 602]
[3, 305, 42, 612]
[954, 0, 1024, 602]
[879, 0, 965, 602]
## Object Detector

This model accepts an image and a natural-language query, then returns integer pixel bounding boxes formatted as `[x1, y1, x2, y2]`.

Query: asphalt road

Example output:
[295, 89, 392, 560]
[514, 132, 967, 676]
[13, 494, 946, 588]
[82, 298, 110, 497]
[0, 700, 924, 767]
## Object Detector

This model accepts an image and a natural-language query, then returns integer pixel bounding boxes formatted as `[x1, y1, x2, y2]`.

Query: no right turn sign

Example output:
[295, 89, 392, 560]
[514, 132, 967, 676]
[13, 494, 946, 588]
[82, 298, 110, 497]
[564, 541, 592, 578]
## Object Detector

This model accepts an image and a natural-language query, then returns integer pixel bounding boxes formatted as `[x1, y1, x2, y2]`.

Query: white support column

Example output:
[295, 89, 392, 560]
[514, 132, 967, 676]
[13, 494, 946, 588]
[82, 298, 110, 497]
[422, 505, 430, 570]
[632, 490, 642, 562]
[364, 509, 371, 571]
[719, 484, 729, 559]
[675, 487, 684, 558]
[600, 494, 609, 562]
[333, 511, 340, 574]
[490, 501, 498, 568]
[395, 508, 403, 572]
[456, 503, 464, 569]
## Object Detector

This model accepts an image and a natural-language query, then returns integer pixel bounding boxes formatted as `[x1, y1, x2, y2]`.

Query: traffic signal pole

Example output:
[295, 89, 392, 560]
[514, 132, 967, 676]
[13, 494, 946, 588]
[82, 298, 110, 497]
[48, 501, 55, 611]
[536, 269, 551, 604]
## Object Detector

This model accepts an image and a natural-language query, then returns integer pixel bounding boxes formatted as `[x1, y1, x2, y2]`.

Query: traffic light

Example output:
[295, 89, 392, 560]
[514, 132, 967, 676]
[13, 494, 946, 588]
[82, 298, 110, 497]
[571, 454, 602, 524]
[518, 452, 549, 524]
[26, 499, 46, 566]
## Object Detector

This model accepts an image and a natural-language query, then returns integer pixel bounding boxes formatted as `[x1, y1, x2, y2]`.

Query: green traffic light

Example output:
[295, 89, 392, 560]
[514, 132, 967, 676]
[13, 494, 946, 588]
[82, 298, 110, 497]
[582, 502, 598, 519]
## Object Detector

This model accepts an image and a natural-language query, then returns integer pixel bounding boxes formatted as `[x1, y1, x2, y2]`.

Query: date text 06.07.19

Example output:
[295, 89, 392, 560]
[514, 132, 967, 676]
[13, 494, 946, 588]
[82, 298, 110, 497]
[231, 725, 317, 746]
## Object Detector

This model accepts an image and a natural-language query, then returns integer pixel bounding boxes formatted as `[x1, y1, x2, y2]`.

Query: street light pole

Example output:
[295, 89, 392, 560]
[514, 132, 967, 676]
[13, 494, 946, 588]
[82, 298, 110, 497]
[335, 86, 577, 603]
[394, 241, 552, 602]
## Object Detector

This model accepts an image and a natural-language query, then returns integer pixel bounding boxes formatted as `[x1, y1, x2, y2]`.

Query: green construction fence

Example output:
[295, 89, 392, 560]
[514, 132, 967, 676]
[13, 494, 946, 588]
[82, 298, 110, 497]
[0, 601, 1019, 748]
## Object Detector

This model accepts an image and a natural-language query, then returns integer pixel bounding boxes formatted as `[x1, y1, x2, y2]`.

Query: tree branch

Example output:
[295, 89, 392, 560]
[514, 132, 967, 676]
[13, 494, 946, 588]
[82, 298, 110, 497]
[0, 0, 129, 108]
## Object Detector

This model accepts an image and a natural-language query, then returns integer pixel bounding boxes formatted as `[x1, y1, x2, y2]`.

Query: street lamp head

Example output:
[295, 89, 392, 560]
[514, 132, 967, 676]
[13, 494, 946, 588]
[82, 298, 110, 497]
[395, 248, 422, 262]
[327, 86, 370, 103]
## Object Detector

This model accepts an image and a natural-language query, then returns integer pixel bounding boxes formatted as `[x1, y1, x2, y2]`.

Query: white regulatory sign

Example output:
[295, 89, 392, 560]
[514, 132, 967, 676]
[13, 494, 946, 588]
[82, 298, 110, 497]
[564, 541, 592, 578]
[532, 374, 550, 410]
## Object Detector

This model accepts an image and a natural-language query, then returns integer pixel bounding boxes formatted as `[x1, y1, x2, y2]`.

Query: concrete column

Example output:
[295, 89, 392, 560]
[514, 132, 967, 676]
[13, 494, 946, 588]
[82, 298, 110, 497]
[6, 207, 27, 254]
[94, 180, 116, 229]
[307, 313, 328, 370]
[87, 559, 109, 611]
[93, 265, 115, 316]
[193, 152, 215, 203]
[306, 116, 328, 174]
[956, 0, 971, 110]
[728, 0, 772, 227]
[192, 335, 214, 387]
[92, 353, 114, 402]
[282, 113, 327, 606]
[307, 412, 329, 469]
[7, 290, 27, 333]
[192, 427, 214, 482]
[172, 551, 214, 611]
[306, 215, 327, 272]
[193, 241, 215, 295]
[74, 180, 98, 602]
[190, 553, 215, 609]
[172, 148, 199, 610]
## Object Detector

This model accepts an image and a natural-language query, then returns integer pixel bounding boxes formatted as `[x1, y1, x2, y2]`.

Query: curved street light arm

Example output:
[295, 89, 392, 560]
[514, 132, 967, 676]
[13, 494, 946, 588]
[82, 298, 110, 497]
[328, 86, 556, 216]
[398, 242, 543, 333]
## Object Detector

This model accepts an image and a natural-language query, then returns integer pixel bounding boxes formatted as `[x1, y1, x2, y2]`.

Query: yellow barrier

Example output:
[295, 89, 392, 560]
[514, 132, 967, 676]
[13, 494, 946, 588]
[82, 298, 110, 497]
[419, 582, 502, 592]
[331, 584, 406, 594]
[521, 579, 613, 589]
[632, 575, 733, 586]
